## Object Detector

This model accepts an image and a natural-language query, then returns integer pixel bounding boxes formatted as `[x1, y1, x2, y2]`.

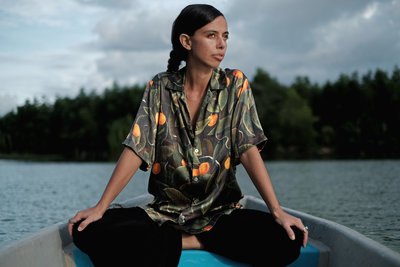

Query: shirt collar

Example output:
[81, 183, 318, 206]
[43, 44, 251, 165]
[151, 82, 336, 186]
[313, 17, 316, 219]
[166, 67, 228, 92]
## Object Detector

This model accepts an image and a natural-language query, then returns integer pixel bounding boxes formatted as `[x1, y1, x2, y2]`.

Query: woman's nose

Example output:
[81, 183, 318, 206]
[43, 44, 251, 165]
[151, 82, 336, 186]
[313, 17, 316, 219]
[217, 36, 226, 50]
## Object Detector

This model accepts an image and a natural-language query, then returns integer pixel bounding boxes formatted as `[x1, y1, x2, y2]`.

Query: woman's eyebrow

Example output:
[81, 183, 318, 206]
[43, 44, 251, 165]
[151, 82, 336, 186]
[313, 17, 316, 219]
[203, 29, 230, 35]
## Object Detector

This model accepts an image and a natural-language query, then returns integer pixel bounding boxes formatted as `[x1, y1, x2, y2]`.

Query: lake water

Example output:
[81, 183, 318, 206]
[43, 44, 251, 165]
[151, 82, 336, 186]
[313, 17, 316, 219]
[0, 159, 399, 254]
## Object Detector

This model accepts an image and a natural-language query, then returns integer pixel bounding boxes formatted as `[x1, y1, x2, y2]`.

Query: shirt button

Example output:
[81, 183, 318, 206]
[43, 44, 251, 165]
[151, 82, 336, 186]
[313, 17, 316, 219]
[178, 214, 186, 225]
[193, 177, 199, 182]
[194, 148, 199, 153]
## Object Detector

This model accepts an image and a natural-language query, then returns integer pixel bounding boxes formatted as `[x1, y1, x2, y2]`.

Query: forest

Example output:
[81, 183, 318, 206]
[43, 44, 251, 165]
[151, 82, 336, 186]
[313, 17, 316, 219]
[0, 66, 399, 161]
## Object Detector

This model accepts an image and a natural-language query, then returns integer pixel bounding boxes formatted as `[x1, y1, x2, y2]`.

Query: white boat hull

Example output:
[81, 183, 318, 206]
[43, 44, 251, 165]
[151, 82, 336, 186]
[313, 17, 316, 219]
[1, 194, 399, 267]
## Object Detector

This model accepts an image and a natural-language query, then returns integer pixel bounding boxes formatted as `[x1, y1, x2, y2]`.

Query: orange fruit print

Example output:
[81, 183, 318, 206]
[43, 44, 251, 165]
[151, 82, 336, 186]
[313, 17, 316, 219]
[152, 162, 161, 175]
[133, 124, 140, 137]
[207, 113, 218, 127]
[233, 70, 243, 79]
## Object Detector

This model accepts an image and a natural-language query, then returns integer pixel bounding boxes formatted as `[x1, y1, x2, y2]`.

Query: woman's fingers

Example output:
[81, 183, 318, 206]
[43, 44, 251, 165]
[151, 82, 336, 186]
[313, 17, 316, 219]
[77, 212, 101, 231]
[76, 217, 91, 232]
[283, 224, 296, 241]
[290, 218, 309, 248]
[292, 218, 309, 248]
[276, 211, 309, 248]
[68, 211, 84, 236]
[302, 228, 309, 248]
[67, 207, 103, 236]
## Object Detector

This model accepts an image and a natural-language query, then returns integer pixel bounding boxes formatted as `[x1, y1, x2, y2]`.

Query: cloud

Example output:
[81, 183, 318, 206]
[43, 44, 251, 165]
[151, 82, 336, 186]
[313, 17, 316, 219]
[91, 9, 172, 52]
[96, 50, 169, 84]
[223, 0, 400, 83]
[0, 0, 86, 27]
[80, 0, 234, 85]
[1, 0, 399, 116]
[0, 94, 18, 116]
[75, 0, 135, 9]
[293, 1, 400, 81]
[0, 49, 105, 106]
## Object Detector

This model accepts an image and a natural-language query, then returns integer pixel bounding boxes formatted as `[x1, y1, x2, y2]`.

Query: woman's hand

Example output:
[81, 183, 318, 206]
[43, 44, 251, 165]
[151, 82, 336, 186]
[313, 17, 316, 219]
[68, 148, 142, 236]
[68, 205, 106, 236]
[273, 209, 308, 248]
[240, 147, 308, 248]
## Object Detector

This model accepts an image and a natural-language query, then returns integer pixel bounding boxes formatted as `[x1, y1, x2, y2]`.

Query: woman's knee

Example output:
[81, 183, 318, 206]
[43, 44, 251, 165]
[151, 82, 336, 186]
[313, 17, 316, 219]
[253, 224, 302, 266]
[281, 226, 303, 265]
[72, 220, 93, 252]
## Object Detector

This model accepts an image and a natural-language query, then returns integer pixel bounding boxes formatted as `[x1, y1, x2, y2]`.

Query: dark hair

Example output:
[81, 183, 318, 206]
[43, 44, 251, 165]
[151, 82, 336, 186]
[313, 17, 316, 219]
[167, 4, 224, 72]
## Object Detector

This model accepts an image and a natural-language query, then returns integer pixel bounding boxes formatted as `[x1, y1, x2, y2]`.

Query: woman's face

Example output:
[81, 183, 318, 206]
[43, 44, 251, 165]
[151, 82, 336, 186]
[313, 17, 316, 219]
[185, 16, 229, 69]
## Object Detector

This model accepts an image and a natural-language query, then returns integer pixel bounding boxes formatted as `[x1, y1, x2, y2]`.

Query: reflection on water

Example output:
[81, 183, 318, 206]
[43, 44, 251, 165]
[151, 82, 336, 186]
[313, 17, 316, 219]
[1, 159, 399, 253]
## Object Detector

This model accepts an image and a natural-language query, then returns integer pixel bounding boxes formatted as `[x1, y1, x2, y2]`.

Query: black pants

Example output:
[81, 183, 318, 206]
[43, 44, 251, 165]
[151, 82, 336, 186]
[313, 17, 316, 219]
[72, 207, 303, 267]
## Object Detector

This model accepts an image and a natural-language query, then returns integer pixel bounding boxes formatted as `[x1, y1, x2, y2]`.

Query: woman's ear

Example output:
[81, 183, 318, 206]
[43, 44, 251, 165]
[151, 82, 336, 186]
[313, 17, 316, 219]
[179, 33, 192, 51]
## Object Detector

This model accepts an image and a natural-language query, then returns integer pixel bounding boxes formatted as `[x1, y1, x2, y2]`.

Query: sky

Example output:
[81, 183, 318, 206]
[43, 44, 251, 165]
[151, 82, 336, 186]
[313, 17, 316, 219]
[0, 0, 399, 115]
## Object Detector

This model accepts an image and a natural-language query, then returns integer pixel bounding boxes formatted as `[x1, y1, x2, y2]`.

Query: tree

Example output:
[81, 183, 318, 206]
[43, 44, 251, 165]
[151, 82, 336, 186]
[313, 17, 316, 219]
[278, 88, 317, 157]
[251, 68, 287, 158]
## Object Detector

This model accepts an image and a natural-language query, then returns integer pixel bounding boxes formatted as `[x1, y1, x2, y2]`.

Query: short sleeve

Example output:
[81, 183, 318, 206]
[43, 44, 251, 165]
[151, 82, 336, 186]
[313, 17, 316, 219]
[123, 79, 159, 171]
[231, 72, 267, 164]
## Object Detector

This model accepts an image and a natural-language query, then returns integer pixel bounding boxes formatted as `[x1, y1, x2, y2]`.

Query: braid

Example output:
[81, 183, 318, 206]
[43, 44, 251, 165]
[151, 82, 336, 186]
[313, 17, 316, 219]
[167, 50, 181, 73]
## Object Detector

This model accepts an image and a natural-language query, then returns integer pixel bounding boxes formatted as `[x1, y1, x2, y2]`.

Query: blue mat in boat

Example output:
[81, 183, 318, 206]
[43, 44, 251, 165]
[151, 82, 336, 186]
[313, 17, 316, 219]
[74, 243, 319, 267]
[178, 250, 251, 266]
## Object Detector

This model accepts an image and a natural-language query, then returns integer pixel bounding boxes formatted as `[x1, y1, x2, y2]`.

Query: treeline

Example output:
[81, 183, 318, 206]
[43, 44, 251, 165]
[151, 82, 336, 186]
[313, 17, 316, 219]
[0, 83, 144, 161]
[0, 66, 399, 161]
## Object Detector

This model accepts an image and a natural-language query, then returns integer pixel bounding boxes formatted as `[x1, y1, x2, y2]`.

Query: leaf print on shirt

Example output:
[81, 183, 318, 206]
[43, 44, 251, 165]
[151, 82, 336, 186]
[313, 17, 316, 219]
[237, 78, 249, 98]
[173, 166, 191, 186]
[212, 135, 230, 160]
[218, 88, 229, 111]
[163, 187, 191, 205]
[208, 116, 229, 137]
[123, 67, 267, 234]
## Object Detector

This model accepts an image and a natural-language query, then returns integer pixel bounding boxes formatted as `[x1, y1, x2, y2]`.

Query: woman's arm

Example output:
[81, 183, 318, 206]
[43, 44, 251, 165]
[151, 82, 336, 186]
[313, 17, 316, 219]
[68, 147, 142, 235]
[240, 146, 308, 247]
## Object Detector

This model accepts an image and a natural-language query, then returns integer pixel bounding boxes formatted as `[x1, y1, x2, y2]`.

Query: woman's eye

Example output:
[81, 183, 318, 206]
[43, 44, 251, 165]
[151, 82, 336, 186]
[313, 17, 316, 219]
[208, 33, 215, 38]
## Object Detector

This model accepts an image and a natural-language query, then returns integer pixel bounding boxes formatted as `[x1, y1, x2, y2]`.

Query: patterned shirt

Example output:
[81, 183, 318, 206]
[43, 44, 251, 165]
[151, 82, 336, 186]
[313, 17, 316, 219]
[123, 67, 267, 234]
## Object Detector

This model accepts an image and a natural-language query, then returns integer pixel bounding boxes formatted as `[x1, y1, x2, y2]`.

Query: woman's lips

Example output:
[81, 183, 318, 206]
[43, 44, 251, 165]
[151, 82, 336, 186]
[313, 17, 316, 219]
[213, 54, 225, 61]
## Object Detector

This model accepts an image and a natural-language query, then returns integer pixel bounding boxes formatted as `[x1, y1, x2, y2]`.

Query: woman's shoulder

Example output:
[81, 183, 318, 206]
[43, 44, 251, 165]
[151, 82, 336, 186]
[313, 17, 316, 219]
[147, 71, 170, 84]
[146, 70, 183, 89]
[223, 68, 248, 81]
[221, 68, 249, 95]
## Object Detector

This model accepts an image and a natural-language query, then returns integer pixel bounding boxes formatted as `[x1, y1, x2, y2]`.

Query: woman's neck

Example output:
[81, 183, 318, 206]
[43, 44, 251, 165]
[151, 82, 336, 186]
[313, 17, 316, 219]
[184, 61, 213, 93]
[183, 61, 214, 128]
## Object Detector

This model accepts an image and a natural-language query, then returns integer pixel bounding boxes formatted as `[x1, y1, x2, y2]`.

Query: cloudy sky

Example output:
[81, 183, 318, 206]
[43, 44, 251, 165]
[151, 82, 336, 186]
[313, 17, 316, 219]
[1, 0, 399, 115]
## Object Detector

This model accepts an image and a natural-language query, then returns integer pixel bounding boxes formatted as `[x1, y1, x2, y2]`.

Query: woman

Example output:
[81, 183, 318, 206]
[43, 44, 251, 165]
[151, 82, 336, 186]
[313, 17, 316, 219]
[69, 4, 308, 267]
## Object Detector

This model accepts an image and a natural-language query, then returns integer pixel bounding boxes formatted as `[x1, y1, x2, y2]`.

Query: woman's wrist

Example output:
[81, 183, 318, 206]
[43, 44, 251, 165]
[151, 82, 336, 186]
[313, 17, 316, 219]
[270, 206, 284, 219]
[95, 200, 110, 213]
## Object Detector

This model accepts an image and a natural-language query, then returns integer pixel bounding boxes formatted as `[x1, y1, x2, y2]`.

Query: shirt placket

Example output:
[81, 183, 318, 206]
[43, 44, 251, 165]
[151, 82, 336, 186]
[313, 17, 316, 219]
[174, 91, 194, 186]
[177, 90, 212, 225]
[192, 90, 212, 182]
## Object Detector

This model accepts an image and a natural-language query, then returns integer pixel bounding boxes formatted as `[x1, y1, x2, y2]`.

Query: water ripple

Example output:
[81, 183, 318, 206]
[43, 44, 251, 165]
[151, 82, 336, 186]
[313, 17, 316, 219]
[1, 159, 399, 254]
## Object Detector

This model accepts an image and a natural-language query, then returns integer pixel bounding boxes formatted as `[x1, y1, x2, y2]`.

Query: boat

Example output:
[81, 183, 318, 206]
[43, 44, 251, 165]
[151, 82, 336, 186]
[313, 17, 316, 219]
[1, 194, 400, 267]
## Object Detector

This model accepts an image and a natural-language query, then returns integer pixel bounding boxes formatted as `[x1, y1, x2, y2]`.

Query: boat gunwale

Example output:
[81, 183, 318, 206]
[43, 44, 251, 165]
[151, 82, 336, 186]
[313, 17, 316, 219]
[1, 194, 400, 267]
